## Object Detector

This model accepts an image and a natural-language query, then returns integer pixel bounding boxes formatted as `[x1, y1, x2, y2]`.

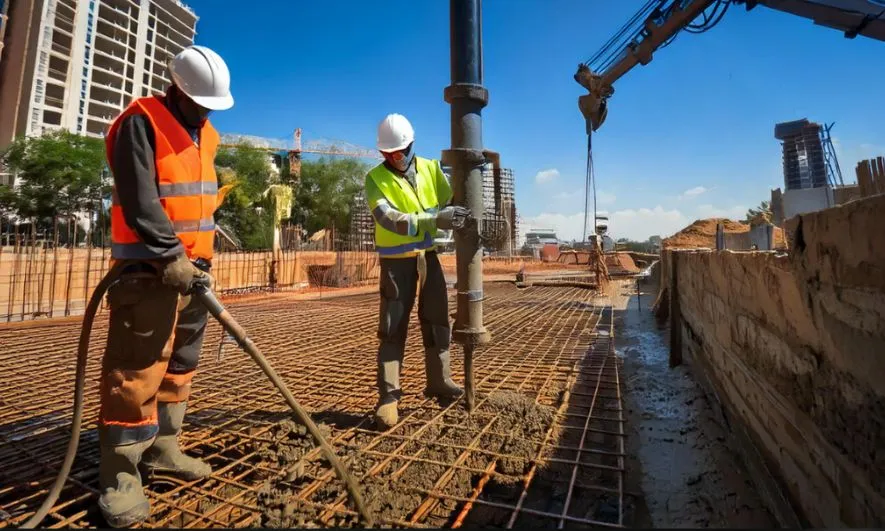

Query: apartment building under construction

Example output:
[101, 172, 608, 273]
[0, 0, 197, 183]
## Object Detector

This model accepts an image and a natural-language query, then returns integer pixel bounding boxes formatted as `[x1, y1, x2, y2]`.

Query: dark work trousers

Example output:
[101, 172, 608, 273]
[99, 262, 210, 446]
[376, 251, 452, 404]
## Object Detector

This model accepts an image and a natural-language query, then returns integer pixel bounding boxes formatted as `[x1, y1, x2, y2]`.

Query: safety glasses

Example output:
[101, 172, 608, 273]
[382, 143, 413, 164]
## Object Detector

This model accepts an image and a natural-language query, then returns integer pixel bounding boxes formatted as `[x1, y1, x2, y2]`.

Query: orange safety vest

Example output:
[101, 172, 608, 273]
[107, 95, 220, 261]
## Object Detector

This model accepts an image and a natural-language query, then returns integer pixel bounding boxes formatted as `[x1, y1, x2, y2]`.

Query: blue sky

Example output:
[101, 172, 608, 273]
[187, 0, 885, 241]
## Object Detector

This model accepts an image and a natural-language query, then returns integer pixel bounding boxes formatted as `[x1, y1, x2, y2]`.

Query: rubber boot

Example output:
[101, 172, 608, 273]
[375, 401, 399, 430]
[424, 347, 464, 399]
[141, 401, 212, 480]
[375, 339, 404, 432]
[98, 438, 153, 528]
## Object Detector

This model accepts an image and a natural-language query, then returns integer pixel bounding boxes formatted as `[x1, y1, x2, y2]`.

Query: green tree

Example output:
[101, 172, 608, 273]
[745, 200, 772, 223]
[1, 131, 108, 227]
[0, 183, 17, 219]
[214, 143, 280, 250]
[291, 157, 369, 236]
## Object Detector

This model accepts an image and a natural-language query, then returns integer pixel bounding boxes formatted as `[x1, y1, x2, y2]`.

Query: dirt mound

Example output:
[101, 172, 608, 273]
[604, 252, 640, 275]
[256, 392, 556, 528]
[663, 218, 786, 249]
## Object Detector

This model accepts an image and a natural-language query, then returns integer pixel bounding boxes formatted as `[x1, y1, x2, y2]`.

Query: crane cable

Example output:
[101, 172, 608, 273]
[585, 0, 658, 67]
[587, 0, 734, 71]
[582, 131, 598, 243]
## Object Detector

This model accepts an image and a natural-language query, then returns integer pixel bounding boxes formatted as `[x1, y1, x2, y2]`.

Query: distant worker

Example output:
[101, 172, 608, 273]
[366, 113, 472, 430]
[98, 45, 234, 528]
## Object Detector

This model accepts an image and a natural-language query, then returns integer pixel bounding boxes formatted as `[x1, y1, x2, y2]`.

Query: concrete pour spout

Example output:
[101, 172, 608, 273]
[443, 0, 491, 412]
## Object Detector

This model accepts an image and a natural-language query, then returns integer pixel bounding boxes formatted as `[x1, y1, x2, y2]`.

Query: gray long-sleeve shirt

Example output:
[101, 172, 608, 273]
[110, 88, 199, 258]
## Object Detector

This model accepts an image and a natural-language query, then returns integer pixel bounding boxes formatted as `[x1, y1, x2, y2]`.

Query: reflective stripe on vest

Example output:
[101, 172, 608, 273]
[368, 157, 442, 256]
[106, 96, 221, 261]
[376, 231, 434, 256]
[110, 182, 219, 205]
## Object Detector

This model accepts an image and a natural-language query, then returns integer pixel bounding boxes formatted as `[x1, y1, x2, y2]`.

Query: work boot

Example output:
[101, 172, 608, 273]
[141, 401, 212, 480]
[424, 347, 464, 399]
[98, 438, 153, 528]
[375, 401, 399, 430]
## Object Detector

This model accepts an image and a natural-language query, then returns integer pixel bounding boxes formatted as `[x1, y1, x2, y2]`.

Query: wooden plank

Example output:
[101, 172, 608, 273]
[876, 157, 885, 194]
[857, 160, 873, 198]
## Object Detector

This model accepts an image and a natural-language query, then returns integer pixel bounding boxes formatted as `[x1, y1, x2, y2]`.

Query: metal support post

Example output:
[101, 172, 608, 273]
[443, 0, 491, 412]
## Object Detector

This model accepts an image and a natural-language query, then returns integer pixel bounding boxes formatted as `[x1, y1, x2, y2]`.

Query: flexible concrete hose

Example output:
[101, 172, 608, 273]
[21, 263, 373, 528]
[20, 260, 128, 529]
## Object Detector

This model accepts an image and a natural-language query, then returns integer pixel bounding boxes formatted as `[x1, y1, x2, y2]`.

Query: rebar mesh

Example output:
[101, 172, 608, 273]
[0, 282, 623, 528]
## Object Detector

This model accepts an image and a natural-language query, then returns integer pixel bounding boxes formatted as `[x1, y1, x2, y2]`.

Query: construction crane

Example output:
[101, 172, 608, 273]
[219, 128, 381, 178]
[575, 0, 885, 240]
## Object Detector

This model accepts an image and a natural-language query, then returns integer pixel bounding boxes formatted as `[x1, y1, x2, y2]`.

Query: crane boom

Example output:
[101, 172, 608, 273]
[576, 0, 885, 132]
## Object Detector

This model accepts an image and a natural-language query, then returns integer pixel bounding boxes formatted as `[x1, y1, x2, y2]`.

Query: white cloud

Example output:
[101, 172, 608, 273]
[696, 204, 747, 220]
[534, 168, 559, 184]
[680, 186, 708, 199]
[520, 205, 687, 243]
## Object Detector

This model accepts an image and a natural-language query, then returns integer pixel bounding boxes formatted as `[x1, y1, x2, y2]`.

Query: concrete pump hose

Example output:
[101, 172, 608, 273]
[20, 260, 129, 529]
[192, 285, 374, 526]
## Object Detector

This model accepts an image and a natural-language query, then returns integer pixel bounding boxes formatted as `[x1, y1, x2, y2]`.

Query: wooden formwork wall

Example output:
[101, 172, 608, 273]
[855, 157, 885, 198]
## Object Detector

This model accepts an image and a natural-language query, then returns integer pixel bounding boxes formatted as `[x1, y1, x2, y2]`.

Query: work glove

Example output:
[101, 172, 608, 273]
[160, 254, 212, 295]
[436, 206, 471, 231]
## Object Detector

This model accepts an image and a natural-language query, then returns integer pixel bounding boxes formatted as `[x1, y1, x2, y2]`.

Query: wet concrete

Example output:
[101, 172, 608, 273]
[611, 279, 777, 528]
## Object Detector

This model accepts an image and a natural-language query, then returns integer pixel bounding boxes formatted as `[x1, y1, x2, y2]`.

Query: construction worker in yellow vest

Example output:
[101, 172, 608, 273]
[365, 114, 471, 429]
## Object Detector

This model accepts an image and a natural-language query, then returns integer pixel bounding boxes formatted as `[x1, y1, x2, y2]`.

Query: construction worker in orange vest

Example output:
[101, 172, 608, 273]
[98, 45, 233, 528]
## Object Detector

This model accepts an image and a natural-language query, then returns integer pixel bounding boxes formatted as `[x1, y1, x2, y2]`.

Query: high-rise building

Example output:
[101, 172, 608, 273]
[0, 0, 196, 153]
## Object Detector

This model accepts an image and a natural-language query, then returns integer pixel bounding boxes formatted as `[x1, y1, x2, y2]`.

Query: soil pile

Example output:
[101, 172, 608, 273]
[663, 218, 786, 249]
[256, 392, 557, 527]
[604, 252, 641, 275]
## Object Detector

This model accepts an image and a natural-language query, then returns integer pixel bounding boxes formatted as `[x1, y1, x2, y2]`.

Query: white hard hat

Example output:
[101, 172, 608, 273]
[377, 113, 415, 152]
[169, 45, 234, 111]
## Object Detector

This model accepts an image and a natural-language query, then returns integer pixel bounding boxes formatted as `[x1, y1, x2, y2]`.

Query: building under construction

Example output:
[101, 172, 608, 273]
[347, 190, 375, 251]
[774, 119, 829, 191]
[481, 164, 518, 254]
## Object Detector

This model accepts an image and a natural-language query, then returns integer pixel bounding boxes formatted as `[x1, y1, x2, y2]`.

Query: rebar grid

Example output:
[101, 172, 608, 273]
[0, 282, 624, 528]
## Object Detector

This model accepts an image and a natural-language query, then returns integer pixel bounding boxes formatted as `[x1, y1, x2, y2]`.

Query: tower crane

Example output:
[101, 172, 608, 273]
[219, 128, 381, 178]
[575, 0, 885, 240]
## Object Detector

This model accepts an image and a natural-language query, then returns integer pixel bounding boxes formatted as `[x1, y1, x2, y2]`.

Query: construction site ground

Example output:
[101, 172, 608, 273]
[0, 272, 775, 528]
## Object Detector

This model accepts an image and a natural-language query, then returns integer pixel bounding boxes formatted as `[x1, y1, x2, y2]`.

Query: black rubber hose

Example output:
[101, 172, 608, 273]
[21, 263, 373, 528]
[20, 260, 128, 529]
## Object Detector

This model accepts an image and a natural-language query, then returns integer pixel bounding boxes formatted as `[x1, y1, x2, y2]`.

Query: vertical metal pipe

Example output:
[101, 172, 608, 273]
[444, 0, 491, 412]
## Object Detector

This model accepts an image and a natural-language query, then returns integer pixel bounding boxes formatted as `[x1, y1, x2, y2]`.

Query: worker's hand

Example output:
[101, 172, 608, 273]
[161, 254, 213, 295]
[437, 206, 471, 231]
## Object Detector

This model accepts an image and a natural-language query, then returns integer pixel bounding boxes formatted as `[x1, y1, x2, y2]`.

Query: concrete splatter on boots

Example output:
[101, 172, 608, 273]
[375, 401, 399, 430]
[141, 401, 212, 480]
[424, 347, 464, 399]
[98, 437, 153, 528]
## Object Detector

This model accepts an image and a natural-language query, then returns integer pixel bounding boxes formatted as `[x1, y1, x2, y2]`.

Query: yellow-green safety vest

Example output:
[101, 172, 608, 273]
[366, 157, 450, 258]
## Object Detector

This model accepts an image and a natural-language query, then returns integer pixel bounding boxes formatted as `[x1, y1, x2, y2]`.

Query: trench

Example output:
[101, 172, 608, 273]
[612, 278, 777, 527]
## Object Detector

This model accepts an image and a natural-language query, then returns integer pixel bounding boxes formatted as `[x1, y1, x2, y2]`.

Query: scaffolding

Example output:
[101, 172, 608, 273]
[481, 166, 518, 254]
[347, 191, 375, 251]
